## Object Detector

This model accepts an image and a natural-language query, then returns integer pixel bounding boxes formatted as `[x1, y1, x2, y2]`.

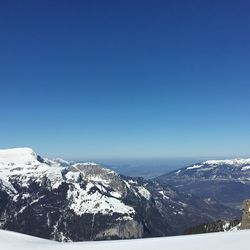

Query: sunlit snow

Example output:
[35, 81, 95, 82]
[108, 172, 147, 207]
[1, 229, 250, 250]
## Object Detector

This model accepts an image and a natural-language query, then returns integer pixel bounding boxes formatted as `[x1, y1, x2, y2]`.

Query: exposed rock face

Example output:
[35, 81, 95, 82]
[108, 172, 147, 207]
[240, 199, 250, 229]
[95, 220, 143, 240]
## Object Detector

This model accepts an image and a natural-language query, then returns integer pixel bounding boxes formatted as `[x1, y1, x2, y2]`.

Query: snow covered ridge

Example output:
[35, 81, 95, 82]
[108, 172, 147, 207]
[1, 229, 250, 250]
[0, 148, 38, 163]
[163, 157, 250, 184]
[186, 158, 250, 170]
[166, 157, 250, 180]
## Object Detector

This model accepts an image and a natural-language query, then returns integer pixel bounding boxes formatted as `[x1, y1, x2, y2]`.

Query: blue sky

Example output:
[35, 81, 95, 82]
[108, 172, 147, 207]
[0, 1, 250, 159]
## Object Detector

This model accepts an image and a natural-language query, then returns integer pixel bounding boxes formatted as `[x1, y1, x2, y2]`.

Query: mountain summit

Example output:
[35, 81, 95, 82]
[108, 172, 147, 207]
[0, 148, 38, 163]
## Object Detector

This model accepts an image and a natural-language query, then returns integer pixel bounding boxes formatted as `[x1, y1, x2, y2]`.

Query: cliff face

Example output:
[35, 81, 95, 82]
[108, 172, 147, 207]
[240, 199, 250, 229]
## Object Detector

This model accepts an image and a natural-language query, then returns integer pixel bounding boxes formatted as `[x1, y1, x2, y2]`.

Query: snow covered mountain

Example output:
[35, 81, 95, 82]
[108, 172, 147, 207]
[157, 158, 250, 209]
[1, 229, 250, 250]
[0, 148, 238, 241]
[164, 158, 250, 181]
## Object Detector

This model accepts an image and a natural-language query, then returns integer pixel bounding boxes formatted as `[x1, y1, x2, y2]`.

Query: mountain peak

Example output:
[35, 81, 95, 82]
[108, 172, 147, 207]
[0, 147, 38, 163]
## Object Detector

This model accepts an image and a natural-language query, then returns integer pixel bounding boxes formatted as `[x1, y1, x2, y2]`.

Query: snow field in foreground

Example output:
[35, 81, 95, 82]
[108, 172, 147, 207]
[0, 229, 250, 250]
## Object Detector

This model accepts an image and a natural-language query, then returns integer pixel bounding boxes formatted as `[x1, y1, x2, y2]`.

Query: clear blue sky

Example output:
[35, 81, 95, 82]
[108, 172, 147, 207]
[0, 0, 250, 159]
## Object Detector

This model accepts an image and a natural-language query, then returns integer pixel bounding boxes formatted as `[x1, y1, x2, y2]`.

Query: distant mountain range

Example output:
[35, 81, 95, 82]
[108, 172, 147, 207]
[156, 158, 250, 209]
[0, 148, 239, 241]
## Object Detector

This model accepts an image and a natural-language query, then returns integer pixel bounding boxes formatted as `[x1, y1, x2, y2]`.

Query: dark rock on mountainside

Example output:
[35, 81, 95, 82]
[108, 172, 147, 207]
[183, 219, 241, 235]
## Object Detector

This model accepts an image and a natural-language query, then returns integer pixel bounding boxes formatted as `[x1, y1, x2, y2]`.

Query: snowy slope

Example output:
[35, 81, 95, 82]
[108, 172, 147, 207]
[0, 229, 250, 250]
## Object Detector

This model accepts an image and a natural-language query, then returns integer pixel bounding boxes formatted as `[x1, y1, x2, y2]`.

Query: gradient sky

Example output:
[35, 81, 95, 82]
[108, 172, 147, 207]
[0, 1, 250, 159]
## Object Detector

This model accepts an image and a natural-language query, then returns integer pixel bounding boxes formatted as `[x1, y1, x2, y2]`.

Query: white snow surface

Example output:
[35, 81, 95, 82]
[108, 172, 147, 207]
[241, 165, 250, 171]
[0, 148, 38, 164]
[204, 158, 250, 166]
[186, 158, 250, 171]
[137, 186, 151, 200]
[67, 182, 134, 217]
[186, 165, 201, 170]
[1, 229, 250, 250]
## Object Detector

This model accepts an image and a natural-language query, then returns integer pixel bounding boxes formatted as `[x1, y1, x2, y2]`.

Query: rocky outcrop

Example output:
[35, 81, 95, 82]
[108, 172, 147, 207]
[240, 199, 250, 229]
[183, 219, 241, 235]
[95, 220, 143, 240]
